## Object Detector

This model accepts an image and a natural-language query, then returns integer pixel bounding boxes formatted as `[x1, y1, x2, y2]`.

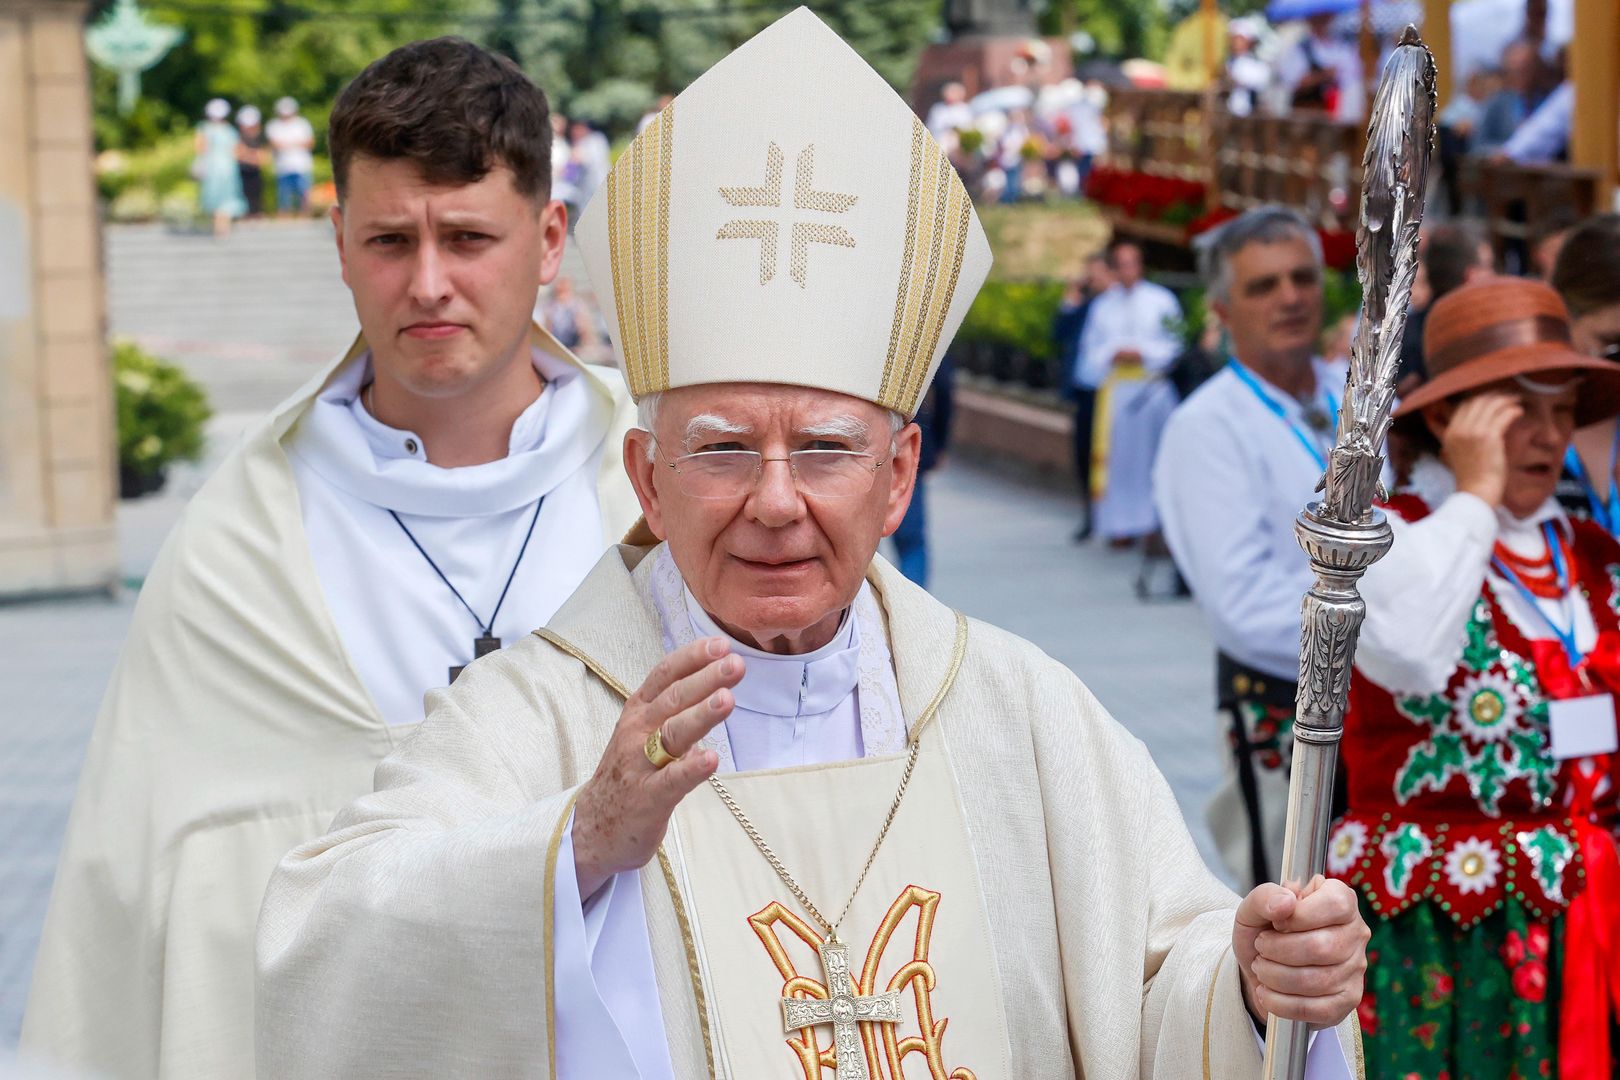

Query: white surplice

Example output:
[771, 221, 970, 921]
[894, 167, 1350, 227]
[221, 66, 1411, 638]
[287, 346, 611, 725]
[21, 325, 641, 1080]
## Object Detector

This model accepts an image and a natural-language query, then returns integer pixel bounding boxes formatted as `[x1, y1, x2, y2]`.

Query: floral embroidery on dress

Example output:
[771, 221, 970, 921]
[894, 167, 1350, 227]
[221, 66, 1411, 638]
[1443, 837, 1502, 896]
[1382, 822, 1432, 899]
[1390, 602, 1555, 816]
[1328, 819, 1369, 875]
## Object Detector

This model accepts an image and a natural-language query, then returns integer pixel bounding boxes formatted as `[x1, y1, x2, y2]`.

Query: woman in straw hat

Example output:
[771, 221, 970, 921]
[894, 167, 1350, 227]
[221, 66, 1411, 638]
[1322, 277, 1620, 1078]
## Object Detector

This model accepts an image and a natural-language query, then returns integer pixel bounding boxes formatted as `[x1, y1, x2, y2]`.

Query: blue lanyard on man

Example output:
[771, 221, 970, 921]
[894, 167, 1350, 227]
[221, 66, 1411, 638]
[1563, 421, 1620, 537]
[1490, 520, 1583, 670]
[1226, 358, 1340, 471]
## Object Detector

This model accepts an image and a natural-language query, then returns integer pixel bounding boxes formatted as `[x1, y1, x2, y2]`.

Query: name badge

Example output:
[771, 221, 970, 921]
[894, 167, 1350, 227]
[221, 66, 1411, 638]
[1547, 694, 1620, 760]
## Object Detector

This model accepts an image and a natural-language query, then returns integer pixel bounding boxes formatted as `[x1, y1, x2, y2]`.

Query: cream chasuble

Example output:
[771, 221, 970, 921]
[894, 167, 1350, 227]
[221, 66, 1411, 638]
[21, 326, 640, 1080]
[256, 543, 1364, 1079]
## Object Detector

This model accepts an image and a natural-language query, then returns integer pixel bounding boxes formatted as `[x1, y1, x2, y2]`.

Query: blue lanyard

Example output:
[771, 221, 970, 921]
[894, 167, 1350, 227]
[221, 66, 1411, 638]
[1226, 359, 1338, 471]
[1490, 521, 1582, 669]
[1563, 422, 1620, 537]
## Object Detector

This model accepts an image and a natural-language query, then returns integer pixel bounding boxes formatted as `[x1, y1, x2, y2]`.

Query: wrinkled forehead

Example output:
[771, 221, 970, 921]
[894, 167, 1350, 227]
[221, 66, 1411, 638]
[658, 382, 886, 434]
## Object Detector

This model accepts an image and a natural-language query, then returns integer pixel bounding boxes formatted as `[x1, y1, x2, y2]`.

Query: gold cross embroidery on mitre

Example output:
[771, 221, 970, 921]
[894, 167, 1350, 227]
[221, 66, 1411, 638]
[749, 884, 978, 1080]
[718, 142, 857, 288]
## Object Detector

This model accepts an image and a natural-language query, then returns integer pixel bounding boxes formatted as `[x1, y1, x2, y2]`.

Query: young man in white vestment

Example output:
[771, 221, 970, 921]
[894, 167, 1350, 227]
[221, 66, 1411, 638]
[1153, 207, 1341, 891]
[257, 12, 1369, 1078]
[21, 40, 640, 1080]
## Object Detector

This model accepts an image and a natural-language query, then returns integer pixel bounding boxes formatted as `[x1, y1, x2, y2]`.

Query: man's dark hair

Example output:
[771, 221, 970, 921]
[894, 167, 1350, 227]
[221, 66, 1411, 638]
[329, 37, 551, 203]
[1423, 222, 1487, 300]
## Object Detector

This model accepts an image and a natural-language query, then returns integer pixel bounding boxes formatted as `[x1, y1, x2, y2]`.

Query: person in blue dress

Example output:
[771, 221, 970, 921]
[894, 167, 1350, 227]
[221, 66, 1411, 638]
[195, 98, 247, 237]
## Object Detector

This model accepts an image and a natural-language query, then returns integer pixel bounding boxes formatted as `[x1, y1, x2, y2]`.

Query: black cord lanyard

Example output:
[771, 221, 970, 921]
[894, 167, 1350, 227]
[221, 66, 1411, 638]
[388, 496, 545, 682]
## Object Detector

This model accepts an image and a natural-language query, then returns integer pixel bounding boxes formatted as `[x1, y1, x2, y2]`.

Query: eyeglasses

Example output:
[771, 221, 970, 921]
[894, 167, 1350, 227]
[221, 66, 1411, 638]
[662, 449, 886, 499]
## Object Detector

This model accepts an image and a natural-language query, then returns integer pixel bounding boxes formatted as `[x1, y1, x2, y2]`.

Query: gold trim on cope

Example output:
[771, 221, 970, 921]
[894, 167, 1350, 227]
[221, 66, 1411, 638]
[542, 787, 585, 1079]
[658, 849, 720, 1079]
[1201, 951, 1224, 1080]
[878, 118, 973, 417]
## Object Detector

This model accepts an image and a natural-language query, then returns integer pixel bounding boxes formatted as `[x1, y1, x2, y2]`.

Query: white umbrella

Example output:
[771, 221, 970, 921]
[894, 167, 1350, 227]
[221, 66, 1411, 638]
[970, 85, 1035, 116]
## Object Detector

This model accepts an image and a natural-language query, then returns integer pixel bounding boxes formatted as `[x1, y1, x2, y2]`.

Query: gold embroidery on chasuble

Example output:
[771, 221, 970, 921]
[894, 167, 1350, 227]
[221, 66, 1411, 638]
[664, 732, 1011, 1079]
[751, 885, 977, 1080]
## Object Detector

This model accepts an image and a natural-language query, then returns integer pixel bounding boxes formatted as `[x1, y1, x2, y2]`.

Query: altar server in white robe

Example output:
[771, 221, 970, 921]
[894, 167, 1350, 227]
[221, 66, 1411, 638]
[21, 39, 638, 1080]
[1077, 239, 1183, 542]
[257, 12, 1368, 1078]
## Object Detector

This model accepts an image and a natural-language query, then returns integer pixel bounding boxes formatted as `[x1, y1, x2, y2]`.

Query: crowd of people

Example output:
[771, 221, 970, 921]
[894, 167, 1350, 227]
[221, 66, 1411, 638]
[1062, 201, 1620, 1077]
[192, 96, 315, 236]
[16, 6, 1620, 1080]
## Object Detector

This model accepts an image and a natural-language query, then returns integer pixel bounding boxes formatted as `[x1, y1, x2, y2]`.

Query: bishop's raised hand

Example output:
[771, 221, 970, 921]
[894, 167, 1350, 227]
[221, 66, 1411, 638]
[571, 636, 744, 899]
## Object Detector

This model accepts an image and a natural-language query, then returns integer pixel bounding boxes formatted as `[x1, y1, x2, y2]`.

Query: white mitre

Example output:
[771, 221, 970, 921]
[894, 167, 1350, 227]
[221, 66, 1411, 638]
[575, 6, 992, 419]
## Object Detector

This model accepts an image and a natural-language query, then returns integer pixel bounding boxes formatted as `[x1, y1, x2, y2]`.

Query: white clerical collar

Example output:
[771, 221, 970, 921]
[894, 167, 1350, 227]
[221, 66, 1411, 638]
[684, 585, 862, 718]
[286, 346, 606, 518]
[348, 368, 554, 465]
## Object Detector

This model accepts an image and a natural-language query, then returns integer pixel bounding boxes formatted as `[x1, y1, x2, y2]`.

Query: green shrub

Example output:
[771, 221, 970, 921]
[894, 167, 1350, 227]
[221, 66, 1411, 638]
[955, 279, 1066, 361]
[114, 341, 212, 478]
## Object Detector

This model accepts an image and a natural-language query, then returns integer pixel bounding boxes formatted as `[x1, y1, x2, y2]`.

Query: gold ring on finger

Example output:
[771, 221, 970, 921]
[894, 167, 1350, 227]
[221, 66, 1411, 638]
[644, 724, 677, 769]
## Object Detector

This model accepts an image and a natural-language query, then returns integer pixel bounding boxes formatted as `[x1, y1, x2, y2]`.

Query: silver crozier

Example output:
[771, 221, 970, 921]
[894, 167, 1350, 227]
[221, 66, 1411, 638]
[1261, 27, 1437, 1080]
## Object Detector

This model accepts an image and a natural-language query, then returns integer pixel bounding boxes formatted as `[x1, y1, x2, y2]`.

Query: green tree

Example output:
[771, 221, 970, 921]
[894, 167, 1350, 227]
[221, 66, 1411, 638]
[91, 0, 944, 150]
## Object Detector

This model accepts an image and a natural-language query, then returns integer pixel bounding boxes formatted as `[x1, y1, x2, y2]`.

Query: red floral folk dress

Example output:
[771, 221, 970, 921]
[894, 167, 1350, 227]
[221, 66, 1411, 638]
[1328, 495, 1620, 1080]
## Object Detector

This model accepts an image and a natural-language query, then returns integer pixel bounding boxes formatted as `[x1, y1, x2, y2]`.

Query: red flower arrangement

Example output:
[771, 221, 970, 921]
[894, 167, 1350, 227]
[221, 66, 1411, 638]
[1083, 165, 1206, 225]
[1084, 165, 1360, 271]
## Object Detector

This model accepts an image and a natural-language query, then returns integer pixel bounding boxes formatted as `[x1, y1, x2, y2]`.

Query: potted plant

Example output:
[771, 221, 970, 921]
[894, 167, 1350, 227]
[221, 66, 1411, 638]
[114, 340, 212, 498]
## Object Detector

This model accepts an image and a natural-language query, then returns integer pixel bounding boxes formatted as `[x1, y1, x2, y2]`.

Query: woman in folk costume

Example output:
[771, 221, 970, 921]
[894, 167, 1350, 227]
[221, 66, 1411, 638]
[1326, 277, 1620, 1078]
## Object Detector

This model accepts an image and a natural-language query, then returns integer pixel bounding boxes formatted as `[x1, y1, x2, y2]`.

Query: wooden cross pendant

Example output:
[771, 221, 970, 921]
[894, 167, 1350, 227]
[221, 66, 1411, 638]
[779, 938, 903, 1080]
[449, 634, 502, 683]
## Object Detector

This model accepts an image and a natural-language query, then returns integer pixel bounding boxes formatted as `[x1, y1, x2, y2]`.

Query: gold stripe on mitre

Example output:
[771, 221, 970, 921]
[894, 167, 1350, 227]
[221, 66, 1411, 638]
[605, 103, 675, 397]
[877, 117, 973, 417]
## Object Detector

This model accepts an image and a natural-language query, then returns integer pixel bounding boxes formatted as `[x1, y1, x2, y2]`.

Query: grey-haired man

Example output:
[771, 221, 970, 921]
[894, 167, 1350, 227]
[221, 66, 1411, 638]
[1153, 206, 1339, 888]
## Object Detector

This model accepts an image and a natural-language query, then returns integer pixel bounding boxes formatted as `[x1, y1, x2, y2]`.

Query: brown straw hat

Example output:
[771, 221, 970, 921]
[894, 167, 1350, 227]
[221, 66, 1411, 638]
[1395, 277, 1620, 427]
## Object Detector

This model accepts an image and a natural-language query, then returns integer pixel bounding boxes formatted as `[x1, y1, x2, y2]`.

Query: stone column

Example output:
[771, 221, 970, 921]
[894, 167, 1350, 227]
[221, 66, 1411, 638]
[0, 0, 118, 598]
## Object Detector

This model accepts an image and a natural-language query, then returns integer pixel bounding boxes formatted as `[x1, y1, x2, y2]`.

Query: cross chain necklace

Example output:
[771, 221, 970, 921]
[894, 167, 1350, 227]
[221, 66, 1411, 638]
[705, 737, 922, 1080]
[369, 381, 546, 682]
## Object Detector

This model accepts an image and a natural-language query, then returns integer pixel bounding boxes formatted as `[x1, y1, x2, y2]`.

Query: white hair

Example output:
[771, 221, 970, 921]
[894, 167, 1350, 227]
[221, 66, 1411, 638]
[636, 390, 906, 461]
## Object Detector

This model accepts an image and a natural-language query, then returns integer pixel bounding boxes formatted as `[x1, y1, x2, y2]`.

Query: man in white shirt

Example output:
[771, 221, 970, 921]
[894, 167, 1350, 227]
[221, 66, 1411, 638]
[1154, 206, 1339, 888]
[266, 96, 315, 216]
[1077, 238, 1183, 543]
[22, 38, 639, 1080]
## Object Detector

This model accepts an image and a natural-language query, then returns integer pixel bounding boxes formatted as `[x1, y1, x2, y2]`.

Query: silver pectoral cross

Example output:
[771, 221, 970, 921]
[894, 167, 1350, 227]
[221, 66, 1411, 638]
[780, 939, 903, 1080]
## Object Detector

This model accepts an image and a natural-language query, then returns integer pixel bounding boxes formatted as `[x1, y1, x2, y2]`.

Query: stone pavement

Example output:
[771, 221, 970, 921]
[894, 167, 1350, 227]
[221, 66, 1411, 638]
[0, 221, 1229, 1049]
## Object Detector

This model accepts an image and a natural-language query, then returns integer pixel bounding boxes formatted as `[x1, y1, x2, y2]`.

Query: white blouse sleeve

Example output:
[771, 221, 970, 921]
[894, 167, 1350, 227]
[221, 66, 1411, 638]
[1357, 492, 1499, 695]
